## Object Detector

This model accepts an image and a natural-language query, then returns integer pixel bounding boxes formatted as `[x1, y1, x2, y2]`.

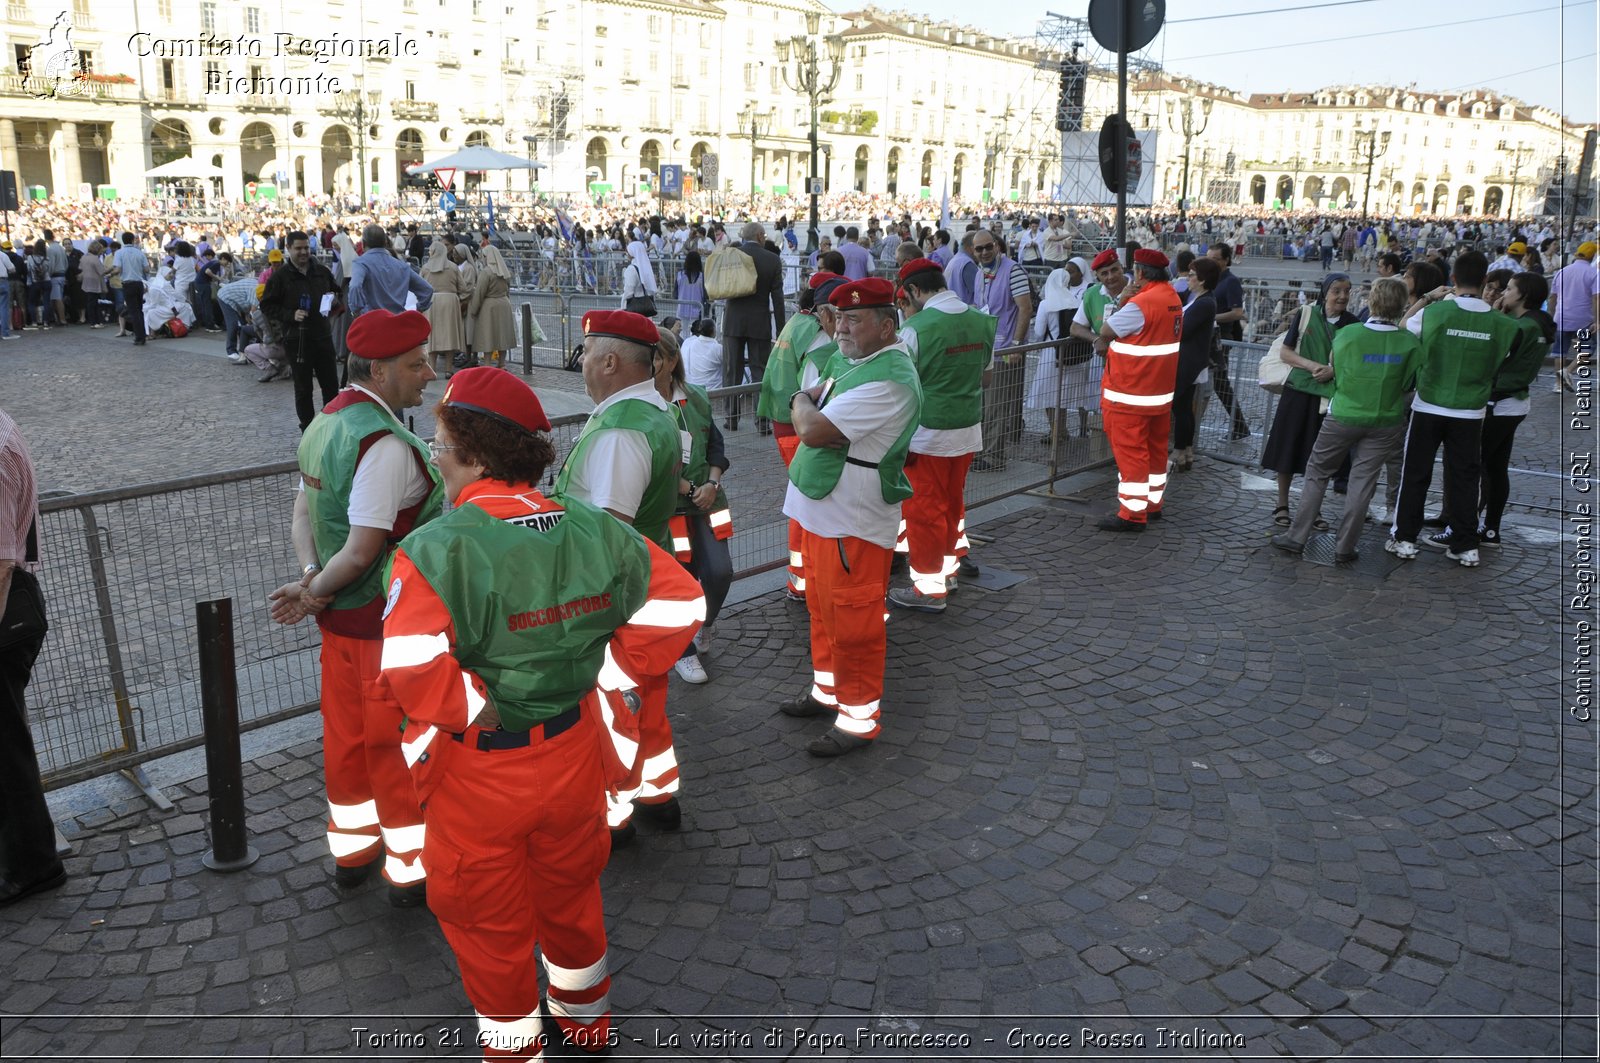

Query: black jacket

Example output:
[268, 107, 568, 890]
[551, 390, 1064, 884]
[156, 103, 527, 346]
[1175, 291, 1217, 393]
[721, 240, 786, 340]
[259, 258, 340, 335]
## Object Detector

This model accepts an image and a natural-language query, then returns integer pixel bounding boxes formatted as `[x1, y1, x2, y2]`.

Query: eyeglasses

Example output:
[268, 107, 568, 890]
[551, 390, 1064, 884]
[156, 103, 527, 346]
[973, 243, 997, 252]
[426, 442, 458, 460]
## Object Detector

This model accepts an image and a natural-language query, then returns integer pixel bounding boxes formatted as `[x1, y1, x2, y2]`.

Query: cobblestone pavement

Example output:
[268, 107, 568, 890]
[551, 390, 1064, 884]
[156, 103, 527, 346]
[0, 449, 1594, 1060]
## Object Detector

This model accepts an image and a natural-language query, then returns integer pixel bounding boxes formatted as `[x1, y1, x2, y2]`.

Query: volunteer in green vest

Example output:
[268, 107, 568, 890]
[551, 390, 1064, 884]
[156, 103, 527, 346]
[1069, 247, 1127, 350]
[1261, 272, 1360, 528]
[554, 308, 686, 842]
[268, 308, 441, 906]
[757, 271, 845, 602]
[652, 328, 732, 686]
[779, 277, 923, 758]
[380, 366, 703, 1060]
[1270, 278, 1421, 563]
[1479, 271, 1555, 548]
[888, 257, 995, 614]
[1390, 249, 1521, 568]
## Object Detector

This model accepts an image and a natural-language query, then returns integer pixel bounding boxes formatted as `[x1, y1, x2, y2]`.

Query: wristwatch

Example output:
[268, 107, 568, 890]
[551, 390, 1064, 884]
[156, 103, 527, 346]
[302, 563, 321, 579]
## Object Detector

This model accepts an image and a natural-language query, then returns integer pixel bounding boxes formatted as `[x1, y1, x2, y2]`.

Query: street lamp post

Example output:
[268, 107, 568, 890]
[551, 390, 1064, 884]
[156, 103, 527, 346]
[1353, 127, 1390, 223]
[1164, 93, 1212, 227]
[776, 12, 843, 253]
[1504, 142, 1535, 220]
[738, 102, 773, 198]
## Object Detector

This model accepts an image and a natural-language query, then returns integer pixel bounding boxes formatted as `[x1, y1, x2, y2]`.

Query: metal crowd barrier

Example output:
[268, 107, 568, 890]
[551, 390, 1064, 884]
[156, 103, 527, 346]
[26, 335, 1110, 792]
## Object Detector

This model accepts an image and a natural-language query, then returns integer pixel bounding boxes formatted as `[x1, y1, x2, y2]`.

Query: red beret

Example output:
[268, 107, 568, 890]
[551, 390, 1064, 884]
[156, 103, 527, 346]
[807, 270, 842, 290]
[1133, 248, 1170, 269]
[896, 258, 943, 282]
[347, 309, 430, 360]
[829, 277, 896, 310]
[581, 309, 659, 349]
[440, 367, 552, 434]
[1090, 249, 1119, 271]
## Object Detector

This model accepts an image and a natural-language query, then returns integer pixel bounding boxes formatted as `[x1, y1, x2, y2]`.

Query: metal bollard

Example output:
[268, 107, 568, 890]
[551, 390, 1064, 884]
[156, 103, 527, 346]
[196, 598, 259, 873]
[521, 303, 534, 376]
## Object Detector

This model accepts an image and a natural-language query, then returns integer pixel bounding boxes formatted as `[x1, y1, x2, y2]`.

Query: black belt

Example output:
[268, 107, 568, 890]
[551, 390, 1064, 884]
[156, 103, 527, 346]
[450, 704, 581, 751]
[845, 456, 880, 470]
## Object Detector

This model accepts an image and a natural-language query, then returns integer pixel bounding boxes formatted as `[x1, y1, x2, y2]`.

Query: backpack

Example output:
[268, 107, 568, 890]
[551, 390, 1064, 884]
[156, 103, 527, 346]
[27, 256, 48, 285]
[704, 246, 758, 300]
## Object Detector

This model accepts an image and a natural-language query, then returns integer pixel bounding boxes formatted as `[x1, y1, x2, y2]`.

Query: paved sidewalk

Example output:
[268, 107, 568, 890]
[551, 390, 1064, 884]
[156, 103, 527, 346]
[1, 455, 1593, 1060]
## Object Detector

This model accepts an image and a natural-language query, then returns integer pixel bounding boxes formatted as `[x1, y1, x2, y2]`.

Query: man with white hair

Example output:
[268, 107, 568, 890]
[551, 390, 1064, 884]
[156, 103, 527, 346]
[349, 224, 435, 319]
[718, 221, 786, 433]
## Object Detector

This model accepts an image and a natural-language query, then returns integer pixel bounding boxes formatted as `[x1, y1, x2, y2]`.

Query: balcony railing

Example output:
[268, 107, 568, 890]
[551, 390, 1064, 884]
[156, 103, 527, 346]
[391, 99, 438, 122]
[7, 4, 29, 21]
[502, 58, 524, 74]
[0, 72, 143, 101]
[461, 107, 502, 124]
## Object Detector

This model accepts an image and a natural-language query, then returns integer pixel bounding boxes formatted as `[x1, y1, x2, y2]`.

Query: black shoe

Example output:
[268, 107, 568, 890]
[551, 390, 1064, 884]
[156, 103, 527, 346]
[890, 552, 908, 576]
[779, 693, 832, 718]
[970, 457, 1005, 472]
[333, 854, 382, 889]
[609, 822, 636, 851]
[1334, 551, 1360, 563]
[1097, 513, 1145, 532]
[722, 418, 739, 431]
[1270, 533, 1304, 555]
[807, 729, 872, 758]
[387, 881, 427, 908]
[957, 556, 980, 579]
[1332, 481, 1349, 496]
[1146, 509, 1164, 522]
[1422, 513, 1447, 528]
[132, 339, 146, 346]
[1479, 529, 1502, 549]
[633, 797, 682, 831]
[0, 864, 66, 908]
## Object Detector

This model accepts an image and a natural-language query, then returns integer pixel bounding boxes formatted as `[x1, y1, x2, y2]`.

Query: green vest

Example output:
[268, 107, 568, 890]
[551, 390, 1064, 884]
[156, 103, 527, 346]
[903, 306, 997, 429]
[1327, 326, 1421, 428]
[671, 384, 730, 515]
[1285, 310, 1339, 398]
[299, 397, 443, 629]
[1495, 312, 1552, 402]
[787, 347, 924, 504]
[554, 395, 679, 551]
[757, 312, 823, 421]
[398, 495, 652, 730]
[1416, 301, 1519, 411]
[1081, 284, 1113, 334]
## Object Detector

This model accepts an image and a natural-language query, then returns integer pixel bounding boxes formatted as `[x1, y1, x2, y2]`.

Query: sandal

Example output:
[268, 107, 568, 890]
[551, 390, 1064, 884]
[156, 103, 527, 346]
[1312, 517, 1330, 532]
[1272, 506, 1291, 527]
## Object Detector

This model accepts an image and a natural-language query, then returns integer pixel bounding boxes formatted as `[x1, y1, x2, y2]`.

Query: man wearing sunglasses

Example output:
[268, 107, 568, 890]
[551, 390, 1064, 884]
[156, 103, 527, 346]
[269, 310, 442, 906]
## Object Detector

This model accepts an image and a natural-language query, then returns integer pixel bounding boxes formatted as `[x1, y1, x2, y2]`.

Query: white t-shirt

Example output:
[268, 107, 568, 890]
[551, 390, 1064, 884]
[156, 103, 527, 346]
[299, 385, 432, 531]
[682, 335, 722, 389]
[562, 378, 671, 519]
[800, 330, 831, 390]
[900, 290, 983, 456]
[782, 345, 921, 549]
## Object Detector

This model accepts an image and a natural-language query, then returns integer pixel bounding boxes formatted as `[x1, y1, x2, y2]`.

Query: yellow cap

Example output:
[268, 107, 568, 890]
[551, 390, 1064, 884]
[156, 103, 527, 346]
[268, 249, 283, 262]
[1507, 241, 1527, 255]
[1578, 241, 1598, 259]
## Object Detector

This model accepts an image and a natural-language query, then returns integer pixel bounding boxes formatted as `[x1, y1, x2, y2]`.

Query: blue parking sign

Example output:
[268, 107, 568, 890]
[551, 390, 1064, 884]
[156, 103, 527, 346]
[660, 164, 683, 200]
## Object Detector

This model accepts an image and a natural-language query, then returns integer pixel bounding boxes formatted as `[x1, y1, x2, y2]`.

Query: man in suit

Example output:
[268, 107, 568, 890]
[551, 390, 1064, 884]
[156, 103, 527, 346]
[720, 221, 786, 434]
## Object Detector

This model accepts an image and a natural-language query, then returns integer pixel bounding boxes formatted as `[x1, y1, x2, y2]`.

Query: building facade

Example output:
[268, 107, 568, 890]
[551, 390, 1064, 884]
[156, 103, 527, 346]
[0, 0, 1589, 216]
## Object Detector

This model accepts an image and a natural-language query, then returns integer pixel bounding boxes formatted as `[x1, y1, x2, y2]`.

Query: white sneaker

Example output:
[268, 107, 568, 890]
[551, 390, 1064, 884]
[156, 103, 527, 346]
[226, 353, 246, 364]
[1385, 539, 1418, 560]
[1445, 546, 1480, 567]
[673, 654, 709, 684]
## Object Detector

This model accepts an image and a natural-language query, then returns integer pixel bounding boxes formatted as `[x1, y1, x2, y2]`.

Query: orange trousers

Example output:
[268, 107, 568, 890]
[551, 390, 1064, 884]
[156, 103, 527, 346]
[604, 673, 679, 829]
[319, 630, 426, 885]
[1102, 403, 1171, 523]
[903, 453, 972, 598]
[800, 529, 892, 739]
[422, 719, 612, 1060]
[775, 433, 805, 597]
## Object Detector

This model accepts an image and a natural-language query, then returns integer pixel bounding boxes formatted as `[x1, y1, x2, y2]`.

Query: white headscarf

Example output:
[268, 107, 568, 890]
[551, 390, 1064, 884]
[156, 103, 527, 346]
[423, 241, 450, 273]
[480, 244, 511, 280]
[1037, 256, 1090, 316]
[626, 240, 658, 294]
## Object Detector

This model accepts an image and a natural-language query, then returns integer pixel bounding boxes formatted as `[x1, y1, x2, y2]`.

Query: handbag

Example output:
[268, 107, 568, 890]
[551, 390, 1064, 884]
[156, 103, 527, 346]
[1258, 305, 1311, 394]
[1055, 311, 1093, 366]
[624, 265, 657, 318]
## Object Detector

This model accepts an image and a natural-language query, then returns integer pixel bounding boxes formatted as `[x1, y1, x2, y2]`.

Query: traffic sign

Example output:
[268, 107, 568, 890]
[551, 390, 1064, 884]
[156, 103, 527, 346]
[659, 164, 683, 200]
[1098, 115, 1142, 195]
[809, 177, 824, 196]
[1087, 0, 1165, 53]
[439, 191, 458, 211]
[437, 167, 456, 190]
[699, 153, 719, 186]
